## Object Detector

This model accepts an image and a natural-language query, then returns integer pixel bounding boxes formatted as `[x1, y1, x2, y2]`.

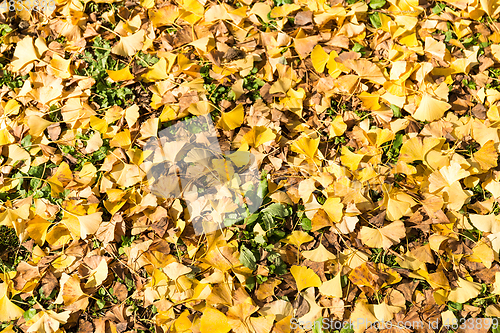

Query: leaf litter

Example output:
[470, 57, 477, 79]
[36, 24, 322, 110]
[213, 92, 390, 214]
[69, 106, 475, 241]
[1, 0, 500, 332]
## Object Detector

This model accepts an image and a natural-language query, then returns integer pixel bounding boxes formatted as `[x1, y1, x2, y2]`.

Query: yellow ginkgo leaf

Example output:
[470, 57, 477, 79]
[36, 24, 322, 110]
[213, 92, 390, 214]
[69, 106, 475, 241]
[367, 128, 395, 147]
[480, 0, 500, 18]
[204, 5, 231, 22]
[109, 163, 142, 188]
[270, 3, 301, 17]
[339, 249, 369, 270]
[241, 126, 276, 148]
[311, 45, 329, 73]
[110, 129, 131, 148]
[311, 209, 334, 232]
[27, 115, 53, 137]
[90, 116, 108, 134]
[164, 261, 192, 280]
[217, 104, 244, 130]
[142, 57, 171, 82]
[188, 100, 214, 116]
[174, 310, 192, 332]
[330, 115, 347, 137]
[424, 36, 446, 60]
[26, 215, 52, 246]
[319, 272, 342, 297]
[290, 265, 322, 291]
[46, 224, 72, 247]
[468, 241, 494, 269]
[249, 3, 272, 23]
[358, 91, 381, 110]
[3, 99, 21, 116]
[11, 36, 47, 72]
[125, 105, 140, 128]
[349, 300, 379, 333]
[293, 35, 319, 59]
[474, 140, 498, 170]
[412, 93, 451, 122]
[47, 162, 73, 197]
[302, 243, 336, 262]
[24, 310, 70, 333]
[291, 136, 320, 161]
[107, 66, 134, 82]
[359, 220, 406, 249]
[282, 230, 314, 248]
[139, 117, 159, 139]
[0, 129, 14, 146]
[270, 77, 292, 94]
[327, 50, 349, 78]
[140, 0, 154, 8]
[60, 274, 86, 305]
[78, 212, 103, 239]
[322, 197, 344, 223]
[492, 44, 500, 63]
[399, 136, 445, 163]
[84, 258, 108, 288]
[189, 36, 215, 53]
[340, 146, 364, 171]
[448, 277, 482, 303]
[200, 306, 231, 333]
[0, 283, 24, 322]
[0, 325, 15, 333]
[49, 54, 72, 79]
[428, 162, 470, 193]
[469, 214, 500, 233]
[281, 87, 306, 117]
[344, 58, 386, 85]
[373, 302, 401, 322]
[492, 272, 500, 295]
[149, 5, 179, 27]
[298, 287, 323, 323]
[111, 30, 145, 57]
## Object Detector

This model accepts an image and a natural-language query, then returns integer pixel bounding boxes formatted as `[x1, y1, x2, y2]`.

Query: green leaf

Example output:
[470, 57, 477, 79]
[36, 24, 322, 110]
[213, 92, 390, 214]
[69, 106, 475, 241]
[96, 298, 106, 309]
[23, 308, 37, 321]
[257, 173, 268, 199]
[245, 276, 256, 290]
[274, 262, 287, 275]
[352, 43, 365, 54]
[239, 244, 257, 270]
[227, 90, 236, 101]
[272, 230, 286, 238]
[369, 13, 382, 28]
[20, 135, 32, 149]
[262, 203, 288, 218]
[390, 104, 402, 118]
[312, 318, 324, 333]
[261, 212, 276, 231]
[301, 217, 312, 231]
[448, 301, 463, 311]
[492, 323, 500, 333]
[340, 325, 355, 333]
[432, 3, 446, 14]
[245, 212, 260, 226]
[444, 30, 454, 42]
[255, 234, 266, 245]
[369, 0, 386, 9]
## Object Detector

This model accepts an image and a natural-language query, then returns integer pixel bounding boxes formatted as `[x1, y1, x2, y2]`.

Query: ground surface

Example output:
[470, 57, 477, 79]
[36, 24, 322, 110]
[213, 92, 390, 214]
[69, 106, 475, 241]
[1, 0, 500, 332]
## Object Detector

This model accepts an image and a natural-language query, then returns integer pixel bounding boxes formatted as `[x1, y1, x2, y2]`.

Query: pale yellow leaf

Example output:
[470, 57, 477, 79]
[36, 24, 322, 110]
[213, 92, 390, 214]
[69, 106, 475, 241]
[290, 265, 322, 291]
